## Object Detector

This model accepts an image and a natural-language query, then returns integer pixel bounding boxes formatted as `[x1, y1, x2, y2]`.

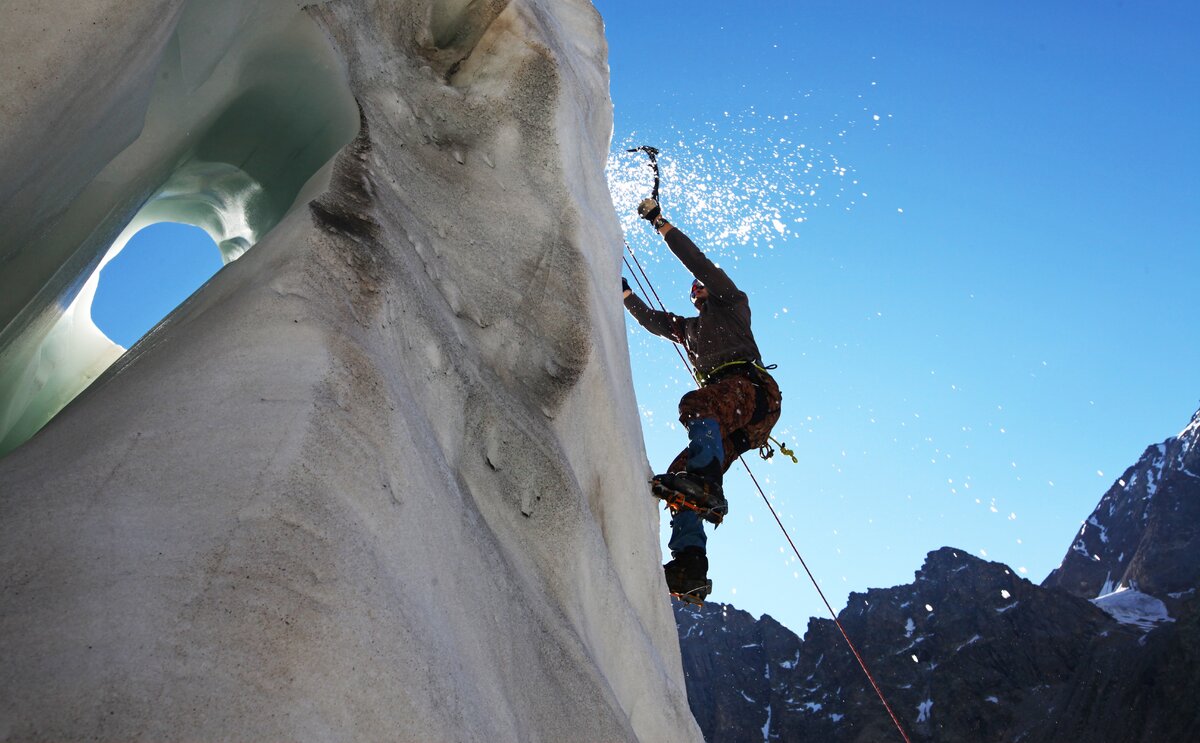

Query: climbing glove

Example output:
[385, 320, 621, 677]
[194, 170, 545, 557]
[622, 277, 631, 295]
[637, 198, 662, 222]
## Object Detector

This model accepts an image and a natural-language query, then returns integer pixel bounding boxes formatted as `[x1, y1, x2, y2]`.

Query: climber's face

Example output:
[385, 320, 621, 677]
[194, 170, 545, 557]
[690, 280, 708, 309]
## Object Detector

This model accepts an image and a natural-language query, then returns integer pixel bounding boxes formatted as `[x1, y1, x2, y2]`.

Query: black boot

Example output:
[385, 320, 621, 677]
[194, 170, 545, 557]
[664, 546, 711, 602]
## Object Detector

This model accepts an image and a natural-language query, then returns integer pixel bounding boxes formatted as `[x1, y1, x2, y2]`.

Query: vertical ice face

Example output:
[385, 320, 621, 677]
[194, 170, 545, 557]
[0, 1, 700, 741]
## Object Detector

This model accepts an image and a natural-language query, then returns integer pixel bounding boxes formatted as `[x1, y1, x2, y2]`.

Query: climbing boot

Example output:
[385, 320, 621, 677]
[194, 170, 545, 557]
[651, 472, 728, 524]
[664, 547, 711, 603]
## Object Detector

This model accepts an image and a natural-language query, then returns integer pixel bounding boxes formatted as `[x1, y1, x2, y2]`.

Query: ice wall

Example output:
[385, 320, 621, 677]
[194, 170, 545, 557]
[0, 1, 360, 454]
[0, 1, 700, 740]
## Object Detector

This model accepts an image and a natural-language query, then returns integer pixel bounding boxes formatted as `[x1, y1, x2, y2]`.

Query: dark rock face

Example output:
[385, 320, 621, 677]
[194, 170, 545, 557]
[677, 550, 1129, 742]
[1044, 409, 1200, 603]
[673, 603, 801, 742]
[1020, 593, 1200, 743]
[675, 409, 1200, 742]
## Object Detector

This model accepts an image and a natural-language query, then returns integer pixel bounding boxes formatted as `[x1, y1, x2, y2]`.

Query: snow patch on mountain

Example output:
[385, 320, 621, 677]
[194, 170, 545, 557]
[957, 634, 983, 652]
[917, 698, 933, 723]
[1092, 585, 1174, 631]
[1177, 409, 1200, 443]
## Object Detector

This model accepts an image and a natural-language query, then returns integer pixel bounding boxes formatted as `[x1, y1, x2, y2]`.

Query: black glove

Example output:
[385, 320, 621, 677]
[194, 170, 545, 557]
[637, 198, 662, 222]
[622, 277, 631, 295]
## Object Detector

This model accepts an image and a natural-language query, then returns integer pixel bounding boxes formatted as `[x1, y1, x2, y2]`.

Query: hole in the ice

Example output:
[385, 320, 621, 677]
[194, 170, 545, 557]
[92, 223, 223, 349]
[0, 6, 361, 458]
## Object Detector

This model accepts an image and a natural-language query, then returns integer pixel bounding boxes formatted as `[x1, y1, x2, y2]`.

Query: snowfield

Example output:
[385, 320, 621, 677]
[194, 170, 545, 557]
[1092, 586, 1174, 632]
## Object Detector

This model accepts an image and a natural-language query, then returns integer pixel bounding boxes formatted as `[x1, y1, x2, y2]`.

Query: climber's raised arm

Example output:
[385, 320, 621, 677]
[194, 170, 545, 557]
[637, 198, 742, 304]
[622, 277, 685, 344]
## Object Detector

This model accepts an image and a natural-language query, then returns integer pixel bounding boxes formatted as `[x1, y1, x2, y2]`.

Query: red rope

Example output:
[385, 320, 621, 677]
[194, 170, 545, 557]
[623, 245, 695, 379]
[623, 238, 911, 743]
[739, 460, 912, 743]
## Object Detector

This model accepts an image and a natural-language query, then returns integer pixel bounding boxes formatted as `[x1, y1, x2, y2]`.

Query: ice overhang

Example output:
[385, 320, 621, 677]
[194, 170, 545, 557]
[0, 2, 359, 456]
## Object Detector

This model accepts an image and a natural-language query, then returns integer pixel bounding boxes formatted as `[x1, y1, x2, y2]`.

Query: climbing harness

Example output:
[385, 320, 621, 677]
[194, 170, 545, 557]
[622, 145, 913, 743]
[693, 359, 774, 386]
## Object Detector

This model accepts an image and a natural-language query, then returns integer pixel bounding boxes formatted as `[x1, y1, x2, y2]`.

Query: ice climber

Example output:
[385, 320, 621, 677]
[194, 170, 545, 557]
[622, 197, 783, 603]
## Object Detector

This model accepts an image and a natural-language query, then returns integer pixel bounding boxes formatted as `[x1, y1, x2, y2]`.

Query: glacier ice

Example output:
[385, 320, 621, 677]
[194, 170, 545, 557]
[0, 1, 359, 455]
[0, 1, 700, 740]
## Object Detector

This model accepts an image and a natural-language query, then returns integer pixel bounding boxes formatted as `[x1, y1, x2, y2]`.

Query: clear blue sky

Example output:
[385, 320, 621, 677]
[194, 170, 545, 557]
[94, 223, 222, 348]
[94, 0, 1199, 634]
[597, 0, 1200, 633]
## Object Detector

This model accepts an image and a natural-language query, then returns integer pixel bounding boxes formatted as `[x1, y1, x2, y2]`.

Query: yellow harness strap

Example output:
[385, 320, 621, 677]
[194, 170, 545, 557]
[695, 359, 773, 386]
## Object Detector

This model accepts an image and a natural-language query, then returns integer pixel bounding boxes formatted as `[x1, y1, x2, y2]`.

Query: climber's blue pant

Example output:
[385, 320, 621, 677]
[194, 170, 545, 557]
[685, 417, 724, 481]
[668, 509, 706, 552]
[666, 417, 724, 553]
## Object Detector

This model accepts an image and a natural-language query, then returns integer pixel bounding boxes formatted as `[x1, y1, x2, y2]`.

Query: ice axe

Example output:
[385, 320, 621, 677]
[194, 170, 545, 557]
[626, 145, 660, 202]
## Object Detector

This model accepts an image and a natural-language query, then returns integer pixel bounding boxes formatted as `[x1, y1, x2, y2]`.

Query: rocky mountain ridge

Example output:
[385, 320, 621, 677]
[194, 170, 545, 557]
[1044, 408, 1200, 606]
[677, 408, 1200, 742]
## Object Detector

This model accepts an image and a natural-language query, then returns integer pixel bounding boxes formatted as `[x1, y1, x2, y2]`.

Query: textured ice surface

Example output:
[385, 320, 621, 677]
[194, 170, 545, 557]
[0, 1, 699, 740]
[0, 1, 359, 454]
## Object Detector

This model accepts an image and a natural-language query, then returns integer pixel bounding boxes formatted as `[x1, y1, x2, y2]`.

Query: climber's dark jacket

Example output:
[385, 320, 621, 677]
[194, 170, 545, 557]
[623, 228, 762, 378]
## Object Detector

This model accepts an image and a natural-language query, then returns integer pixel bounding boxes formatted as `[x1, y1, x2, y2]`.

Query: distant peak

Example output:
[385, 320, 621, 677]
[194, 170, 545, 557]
[1178, 407, 1200, 442]
[918, 546, 990, 577]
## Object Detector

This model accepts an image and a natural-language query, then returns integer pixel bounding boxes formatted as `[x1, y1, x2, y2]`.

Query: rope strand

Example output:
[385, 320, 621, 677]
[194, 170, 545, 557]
[624, 237, 911, 743]
[624, 243, 696, 380]
[739, 459, 912, 743]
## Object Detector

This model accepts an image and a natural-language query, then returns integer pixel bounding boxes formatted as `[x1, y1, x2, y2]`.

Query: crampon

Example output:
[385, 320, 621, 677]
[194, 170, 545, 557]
[650, 476, 725, 525]
[669, 579, 713, 606]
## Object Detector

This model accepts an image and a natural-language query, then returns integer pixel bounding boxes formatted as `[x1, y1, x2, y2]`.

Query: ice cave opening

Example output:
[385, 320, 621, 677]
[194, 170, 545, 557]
[0, 3, 360, 456]
[92, 223, 223, 349]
